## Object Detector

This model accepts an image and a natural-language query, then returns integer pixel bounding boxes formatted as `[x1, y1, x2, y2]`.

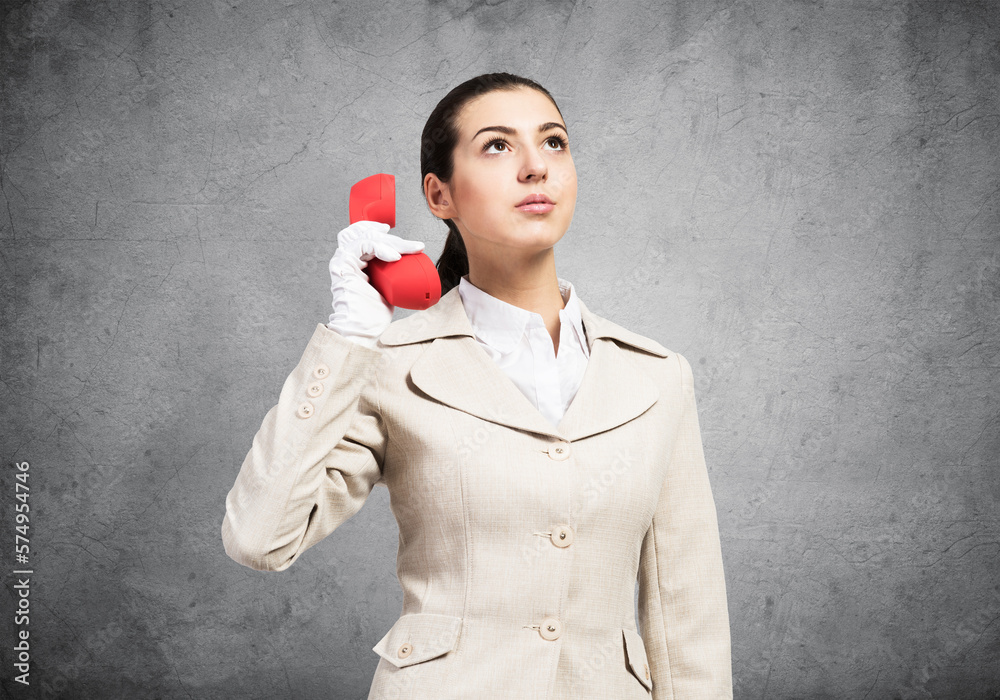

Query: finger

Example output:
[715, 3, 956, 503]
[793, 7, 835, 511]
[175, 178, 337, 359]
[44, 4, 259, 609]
[355, 240, 379, 262]
[330, 249, 365, 276]
[356, 220, 391, 235]
[371, 242, 402, 262]
[338, 220, 390, 246]
[388, 238, 425, 254]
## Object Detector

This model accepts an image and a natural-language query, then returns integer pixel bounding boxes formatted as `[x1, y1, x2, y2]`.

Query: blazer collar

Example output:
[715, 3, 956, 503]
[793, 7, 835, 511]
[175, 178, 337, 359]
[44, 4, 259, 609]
[380, 285, 670, 442]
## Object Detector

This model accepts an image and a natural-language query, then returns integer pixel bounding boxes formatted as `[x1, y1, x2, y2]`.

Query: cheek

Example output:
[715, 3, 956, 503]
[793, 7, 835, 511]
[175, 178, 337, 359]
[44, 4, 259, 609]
[553, 166, 577, 199]
[458, 175, 496, 214]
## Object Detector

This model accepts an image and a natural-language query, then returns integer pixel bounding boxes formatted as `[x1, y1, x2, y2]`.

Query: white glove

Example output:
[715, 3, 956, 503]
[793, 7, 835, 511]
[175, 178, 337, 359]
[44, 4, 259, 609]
[327, 220, 425, 348]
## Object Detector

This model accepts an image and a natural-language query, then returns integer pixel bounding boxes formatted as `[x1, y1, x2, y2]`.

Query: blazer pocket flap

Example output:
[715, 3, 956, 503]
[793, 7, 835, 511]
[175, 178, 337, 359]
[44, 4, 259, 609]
[372, 613, 462, 669]
[622, 628, 653, 691]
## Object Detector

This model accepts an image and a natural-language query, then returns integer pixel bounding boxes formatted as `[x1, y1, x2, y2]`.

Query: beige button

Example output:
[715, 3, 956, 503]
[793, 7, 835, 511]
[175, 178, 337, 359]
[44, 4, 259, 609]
[306, 382, 324, 398]
[312, 364, 330, 380]
[550, 524, 574, 548]
[397, 642, 412, 658]
[296, 401, 315, 419]
[547, 442, 570, 461]
[644, 662, 650, 680]
[539, 617, 561, 641]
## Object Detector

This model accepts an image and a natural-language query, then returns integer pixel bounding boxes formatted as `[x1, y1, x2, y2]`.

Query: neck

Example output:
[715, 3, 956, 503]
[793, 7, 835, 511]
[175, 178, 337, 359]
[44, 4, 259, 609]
[464, 247, 567, 357]
[465, 249, 565, 318]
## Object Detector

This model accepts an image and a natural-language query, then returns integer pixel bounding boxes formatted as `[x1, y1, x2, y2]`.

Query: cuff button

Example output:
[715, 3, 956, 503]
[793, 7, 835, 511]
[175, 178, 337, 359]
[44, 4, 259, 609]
[296, 401, 315, 419]
[313, 364, 330, 379]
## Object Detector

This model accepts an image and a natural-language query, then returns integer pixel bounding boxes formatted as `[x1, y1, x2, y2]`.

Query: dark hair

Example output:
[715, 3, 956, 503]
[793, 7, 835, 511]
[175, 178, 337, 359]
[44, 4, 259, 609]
[421, 72, 564, 295]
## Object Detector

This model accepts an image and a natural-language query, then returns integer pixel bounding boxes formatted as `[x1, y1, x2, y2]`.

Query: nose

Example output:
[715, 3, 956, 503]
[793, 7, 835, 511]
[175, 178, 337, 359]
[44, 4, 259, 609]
[519, 147, 547, 182]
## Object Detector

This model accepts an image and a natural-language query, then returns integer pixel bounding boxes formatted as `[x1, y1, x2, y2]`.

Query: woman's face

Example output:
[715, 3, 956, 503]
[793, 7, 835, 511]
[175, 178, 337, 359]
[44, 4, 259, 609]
[428, 87, 577, 258]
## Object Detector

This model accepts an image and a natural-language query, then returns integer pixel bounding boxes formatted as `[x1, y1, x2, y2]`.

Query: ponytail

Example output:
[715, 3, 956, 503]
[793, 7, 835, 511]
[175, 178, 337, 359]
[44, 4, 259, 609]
[436, 222, 469, 295]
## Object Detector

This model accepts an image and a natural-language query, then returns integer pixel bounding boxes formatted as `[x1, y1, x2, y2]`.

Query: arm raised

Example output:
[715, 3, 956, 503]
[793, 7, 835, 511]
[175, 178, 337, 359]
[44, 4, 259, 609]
[221, 323, 388, 572]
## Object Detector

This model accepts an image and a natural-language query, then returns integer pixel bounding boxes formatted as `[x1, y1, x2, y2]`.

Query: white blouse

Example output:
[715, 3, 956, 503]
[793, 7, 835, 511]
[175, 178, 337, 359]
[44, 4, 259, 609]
[457, 274, 590, 428]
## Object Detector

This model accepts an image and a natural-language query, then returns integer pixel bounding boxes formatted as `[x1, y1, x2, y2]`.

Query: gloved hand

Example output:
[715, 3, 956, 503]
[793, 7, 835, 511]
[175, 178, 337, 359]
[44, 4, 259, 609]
[327, 220, 425, 348]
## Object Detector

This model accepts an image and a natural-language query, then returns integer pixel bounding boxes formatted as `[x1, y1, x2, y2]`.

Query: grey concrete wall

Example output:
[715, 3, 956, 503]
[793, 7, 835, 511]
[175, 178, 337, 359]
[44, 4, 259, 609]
[1, 0, 997, 697]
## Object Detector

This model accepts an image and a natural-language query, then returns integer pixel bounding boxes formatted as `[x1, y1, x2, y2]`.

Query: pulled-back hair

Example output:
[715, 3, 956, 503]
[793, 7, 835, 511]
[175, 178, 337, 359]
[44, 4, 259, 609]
[420, 73, 564, 295]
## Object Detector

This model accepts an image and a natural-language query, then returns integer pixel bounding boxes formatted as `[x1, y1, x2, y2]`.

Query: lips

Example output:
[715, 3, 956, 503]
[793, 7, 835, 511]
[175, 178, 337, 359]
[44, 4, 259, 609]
[516, 193, 554, 207]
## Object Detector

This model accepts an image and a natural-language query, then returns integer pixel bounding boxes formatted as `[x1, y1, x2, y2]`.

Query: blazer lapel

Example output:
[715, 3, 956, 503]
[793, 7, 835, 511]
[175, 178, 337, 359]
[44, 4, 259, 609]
[411, 336, 563, 438]
[560, 295, 669, 441]
[380, 286, 670, 443]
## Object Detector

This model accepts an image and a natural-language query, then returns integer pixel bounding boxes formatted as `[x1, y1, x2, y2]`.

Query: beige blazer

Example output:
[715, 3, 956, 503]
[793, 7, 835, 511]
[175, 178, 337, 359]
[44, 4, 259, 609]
[221, 285, 732, 699]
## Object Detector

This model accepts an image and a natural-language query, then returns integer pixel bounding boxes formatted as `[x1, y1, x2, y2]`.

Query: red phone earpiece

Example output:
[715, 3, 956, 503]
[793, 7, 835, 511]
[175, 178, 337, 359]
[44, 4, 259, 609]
[348, 173, 442, 310]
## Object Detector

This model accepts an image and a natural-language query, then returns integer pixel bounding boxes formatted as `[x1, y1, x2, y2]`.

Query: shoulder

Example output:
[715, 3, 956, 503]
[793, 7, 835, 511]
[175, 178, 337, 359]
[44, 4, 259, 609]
[577, 299, 672, 359]
[586, 315, 672, 359]
[377, 287, 474, 348]
[572, 293, 673, 359]
[580, 307, 696, 393]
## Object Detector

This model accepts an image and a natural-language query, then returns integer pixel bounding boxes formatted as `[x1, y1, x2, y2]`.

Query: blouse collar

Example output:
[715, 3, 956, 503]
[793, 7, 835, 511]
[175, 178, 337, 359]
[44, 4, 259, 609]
[457, 274, 589, 356]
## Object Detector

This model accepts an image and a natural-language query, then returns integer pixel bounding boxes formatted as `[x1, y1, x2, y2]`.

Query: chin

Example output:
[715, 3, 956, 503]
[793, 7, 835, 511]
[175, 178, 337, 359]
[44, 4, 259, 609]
[471, 216, 568, 249]
[517, 226, 568, 249]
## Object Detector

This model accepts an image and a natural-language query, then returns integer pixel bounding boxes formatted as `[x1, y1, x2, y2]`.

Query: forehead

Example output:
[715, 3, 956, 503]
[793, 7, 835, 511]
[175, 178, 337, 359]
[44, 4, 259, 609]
[457, 87, 561, 137]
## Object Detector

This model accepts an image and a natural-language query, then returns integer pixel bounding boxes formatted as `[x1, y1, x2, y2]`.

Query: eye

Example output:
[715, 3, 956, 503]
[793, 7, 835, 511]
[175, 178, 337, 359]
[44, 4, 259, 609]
[481, 134, 569, 154]
[482, 137, 509, 154]
[545, 135, 569, 151]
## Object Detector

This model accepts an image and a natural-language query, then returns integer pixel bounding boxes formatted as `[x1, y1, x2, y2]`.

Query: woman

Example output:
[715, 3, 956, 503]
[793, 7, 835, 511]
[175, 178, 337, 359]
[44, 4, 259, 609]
[222, 72, 732, 699]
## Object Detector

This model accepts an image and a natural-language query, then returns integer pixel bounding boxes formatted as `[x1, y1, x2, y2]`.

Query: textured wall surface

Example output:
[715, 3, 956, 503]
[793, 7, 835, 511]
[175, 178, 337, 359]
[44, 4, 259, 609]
[2, 1, 998, 698]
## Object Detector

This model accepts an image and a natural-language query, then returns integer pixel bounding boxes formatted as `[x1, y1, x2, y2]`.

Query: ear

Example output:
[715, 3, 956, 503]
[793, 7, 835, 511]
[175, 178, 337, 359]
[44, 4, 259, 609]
[424, 173, 456, 220]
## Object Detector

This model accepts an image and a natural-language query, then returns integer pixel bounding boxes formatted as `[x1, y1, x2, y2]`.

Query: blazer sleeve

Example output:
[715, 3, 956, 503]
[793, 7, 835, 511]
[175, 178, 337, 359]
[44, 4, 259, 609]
[221, 322, 387, 572]
[637, 352, 733, 699]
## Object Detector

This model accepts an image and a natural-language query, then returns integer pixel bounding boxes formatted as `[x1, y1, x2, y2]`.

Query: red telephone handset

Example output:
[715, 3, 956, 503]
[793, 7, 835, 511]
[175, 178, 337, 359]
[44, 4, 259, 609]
[349, 173, 442, 310]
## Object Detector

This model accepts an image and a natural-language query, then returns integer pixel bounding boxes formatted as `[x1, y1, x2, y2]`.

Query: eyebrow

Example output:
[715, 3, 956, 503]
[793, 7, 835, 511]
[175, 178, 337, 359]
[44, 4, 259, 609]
[471, 122, 569, 142]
